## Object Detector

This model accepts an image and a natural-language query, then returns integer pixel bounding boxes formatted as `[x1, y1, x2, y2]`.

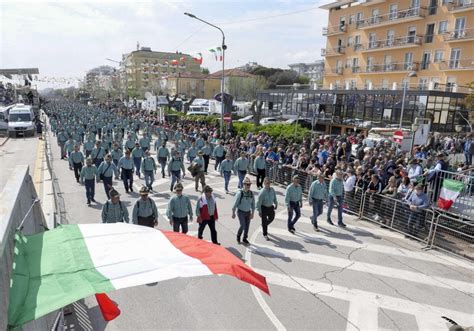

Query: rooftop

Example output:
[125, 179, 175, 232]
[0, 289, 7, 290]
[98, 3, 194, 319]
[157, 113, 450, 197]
[209, 69, 256, 78]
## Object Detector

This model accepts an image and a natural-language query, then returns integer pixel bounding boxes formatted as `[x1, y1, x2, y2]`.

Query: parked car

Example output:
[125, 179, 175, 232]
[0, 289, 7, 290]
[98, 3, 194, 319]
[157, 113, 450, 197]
[285, 118, 313, 130]
[8, 104, 35, 137]
[260, 117, 280, 125]
[187, 111, 209, 117]
[238, 115, 254, 122]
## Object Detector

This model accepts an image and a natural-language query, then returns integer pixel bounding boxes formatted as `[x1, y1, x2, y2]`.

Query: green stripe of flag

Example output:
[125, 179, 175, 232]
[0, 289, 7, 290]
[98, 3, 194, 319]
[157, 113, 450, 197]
[442, 179, 464, 192]
[8, 225, 114, 327]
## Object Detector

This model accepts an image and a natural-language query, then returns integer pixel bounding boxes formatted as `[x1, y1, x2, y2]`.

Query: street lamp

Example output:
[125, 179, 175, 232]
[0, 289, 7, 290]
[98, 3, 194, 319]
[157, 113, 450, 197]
[399, 71, 418, 128]
[106, 58, 128, 110]
[184, 12, 226, 134]
[410, 122, 420, 156]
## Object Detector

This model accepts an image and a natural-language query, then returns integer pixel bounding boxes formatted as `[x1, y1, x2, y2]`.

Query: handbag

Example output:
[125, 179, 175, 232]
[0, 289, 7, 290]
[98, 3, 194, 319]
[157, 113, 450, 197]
[100, 163, 112, 181]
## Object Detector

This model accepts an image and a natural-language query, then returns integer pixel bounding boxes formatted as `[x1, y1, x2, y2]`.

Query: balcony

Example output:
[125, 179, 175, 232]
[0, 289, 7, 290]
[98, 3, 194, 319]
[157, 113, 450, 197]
[357, 7, 425, 30]
[361, 35, 422, 53]
[322, 24, 347, 36]
[361, 62, 419, 74]
[443, 27, 474, 42]
[325, 68, 344, 76]
[439, 59, 474, 70]
[446, 0, 474, 12]
[321, 46, 345, 57]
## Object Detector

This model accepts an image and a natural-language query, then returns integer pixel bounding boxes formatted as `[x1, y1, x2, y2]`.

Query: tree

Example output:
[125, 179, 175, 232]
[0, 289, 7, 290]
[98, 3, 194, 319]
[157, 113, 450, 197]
[201, 67, 210, 74]
[249, 100, 264, 128]
[183, 96, 196, 114]
[458, 81, 474, 132]
[297, 75, 310, 84]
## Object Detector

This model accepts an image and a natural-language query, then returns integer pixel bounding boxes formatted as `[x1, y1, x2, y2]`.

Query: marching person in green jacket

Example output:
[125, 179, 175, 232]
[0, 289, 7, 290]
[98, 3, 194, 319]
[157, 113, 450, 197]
[97, 154, 119, 199]
[234, 152, 251, 189]
[308, 174, 328, 232]
[219, 153, 234, 193]
[201, 141, 212, 174]
[327, 170, 346, 227]
[256, 177, 278, 240]
[232, 177, 255, 244]
[83, 139, 95, 158]
[168, 150, 186, 192]
[253, 152, 267, 189]
[64, 137, 76, 159]
[91, 140, 106, 168]
[285, 175, 303, 233]
[157, 142, 170, 178]
[192, 151, 206, 192]
[69, 144, 84, 183]
[132, 186, 158, 227]
[124, 134, 135, 152]
[187, 141, 198, 164]
[212, 140, 225, 171]
[80, 158, 98, 206]
[101, 188, 129, 223]
[111, 142, 123, 167]
[132, 142, 145, 178]
[166, 182, 193, 234]
[141, 150, 157, 191]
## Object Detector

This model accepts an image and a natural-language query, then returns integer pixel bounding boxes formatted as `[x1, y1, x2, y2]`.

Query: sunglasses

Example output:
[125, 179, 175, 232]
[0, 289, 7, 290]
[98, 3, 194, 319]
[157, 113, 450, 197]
[176, 189, 183, 192]
[244, 183, 251, 186]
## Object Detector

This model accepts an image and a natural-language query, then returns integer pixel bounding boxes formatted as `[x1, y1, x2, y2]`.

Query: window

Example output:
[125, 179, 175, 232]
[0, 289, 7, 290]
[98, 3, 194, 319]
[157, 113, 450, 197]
[382, 79, 389, 89]
[404, 52, 414, 70]
[356, 12, 364, 26]
[389, 4, 398, 20]
[428, 0, 437, 15]
[419, 78, 428, 90]
[347, 36, 354, 46]
[425, 23, 435, 43]
[449, 48, 461, 68]
[438, 21, 448, 34]
[434, 50, 444, 62]
[369, 33, 377, 48]
[349, 14, 355, 24]
[354, 35, 361, 50]
[421, 52, 431, 70]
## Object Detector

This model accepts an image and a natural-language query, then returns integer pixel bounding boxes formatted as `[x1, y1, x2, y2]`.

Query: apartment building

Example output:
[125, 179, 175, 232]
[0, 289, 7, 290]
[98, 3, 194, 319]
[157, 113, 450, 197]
[288, 60, 325, 83]
[320, 0, 474, 91]
[121, 47, 201, 98]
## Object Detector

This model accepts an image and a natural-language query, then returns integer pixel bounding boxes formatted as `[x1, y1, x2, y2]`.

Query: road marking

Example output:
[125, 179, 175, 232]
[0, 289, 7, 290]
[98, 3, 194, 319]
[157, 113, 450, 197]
[346, 301, 378, 331]
[266, 228, 471, 269]
[256, 268, 474, 330]
[245, 229, 287, 331]
[251, 243, 473, 294]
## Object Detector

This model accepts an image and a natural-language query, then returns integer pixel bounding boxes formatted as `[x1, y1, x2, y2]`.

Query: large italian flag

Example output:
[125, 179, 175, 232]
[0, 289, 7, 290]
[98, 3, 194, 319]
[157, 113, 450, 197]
[437, 179, 464, 210]
[8, 224, 269, 327]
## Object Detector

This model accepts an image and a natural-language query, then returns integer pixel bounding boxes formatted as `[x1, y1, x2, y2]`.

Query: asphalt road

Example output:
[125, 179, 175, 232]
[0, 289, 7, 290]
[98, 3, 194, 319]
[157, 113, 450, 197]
[0, 135, 40, 192]
[42, 130, 473, 331]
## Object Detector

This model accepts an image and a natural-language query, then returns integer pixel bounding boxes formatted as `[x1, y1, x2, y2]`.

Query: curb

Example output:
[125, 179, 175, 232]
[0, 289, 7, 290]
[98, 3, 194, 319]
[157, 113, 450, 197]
[0, 137, 9, 147]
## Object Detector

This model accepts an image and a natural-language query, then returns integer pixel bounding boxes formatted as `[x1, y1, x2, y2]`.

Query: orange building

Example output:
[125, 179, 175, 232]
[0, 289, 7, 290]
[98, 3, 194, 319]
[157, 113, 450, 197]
[320, 0, 474, 91]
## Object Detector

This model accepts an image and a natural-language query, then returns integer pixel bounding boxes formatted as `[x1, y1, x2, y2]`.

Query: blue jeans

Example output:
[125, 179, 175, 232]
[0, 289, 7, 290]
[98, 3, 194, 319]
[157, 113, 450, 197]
[223, 171, 231, 191]
[237, 170, 247, 189]
[407, 210, 424, 237]
[144, 170, 154, 189]
[170, 170, 181, 190]
[133, 157, 142, 177]
[103, 176, 113, 199]
[465, 152, 472, 166]
[84, 179, 95, 203]
[327, 195, 343, 224]
[311, 198, 324, 226]
[237, 210, 251, 240]
[287, 201, 301, 230]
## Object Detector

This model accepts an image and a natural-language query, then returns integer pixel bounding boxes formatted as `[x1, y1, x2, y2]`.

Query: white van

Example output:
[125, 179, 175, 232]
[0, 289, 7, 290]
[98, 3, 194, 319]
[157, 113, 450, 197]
[8, 105, 35, 137]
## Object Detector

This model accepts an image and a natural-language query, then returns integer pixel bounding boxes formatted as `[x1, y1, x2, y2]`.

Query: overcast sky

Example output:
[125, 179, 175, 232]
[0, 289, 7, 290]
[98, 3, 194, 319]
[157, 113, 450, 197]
[1, 0, 328, 87]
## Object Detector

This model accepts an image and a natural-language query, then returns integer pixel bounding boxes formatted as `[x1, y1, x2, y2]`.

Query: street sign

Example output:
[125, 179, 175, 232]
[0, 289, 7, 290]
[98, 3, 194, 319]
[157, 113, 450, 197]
[223, 113, 232, 123]
[393, 130, 404, 144]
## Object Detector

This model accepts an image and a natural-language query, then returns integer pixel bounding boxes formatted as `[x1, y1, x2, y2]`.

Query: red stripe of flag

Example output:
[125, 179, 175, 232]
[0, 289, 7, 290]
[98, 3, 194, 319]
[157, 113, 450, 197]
[162, 231, 270, 295]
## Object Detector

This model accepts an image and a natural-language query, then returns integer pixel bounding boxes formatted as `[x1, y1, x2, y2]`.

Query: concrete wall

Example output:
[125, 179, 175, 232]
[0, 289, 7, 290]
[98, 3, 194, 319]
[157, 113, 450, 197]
[0, 165, 57, 330]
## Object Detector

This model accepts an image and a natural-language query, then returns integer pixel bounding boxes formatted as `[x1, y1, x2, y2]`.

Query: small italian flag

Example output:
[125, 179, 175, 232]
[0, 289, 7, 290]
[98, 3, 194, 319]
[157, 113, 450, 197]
[437, 179, 464, 210]
[8, 224, 269, 327]
[192, 52, 203, 64]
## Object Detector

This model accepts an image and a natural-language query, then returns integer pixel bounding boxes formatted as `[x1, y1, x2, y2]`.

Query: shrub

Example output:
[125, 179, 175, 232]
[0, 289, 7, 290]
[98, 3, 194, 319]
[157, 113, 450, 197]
[232, 122, 310, 143]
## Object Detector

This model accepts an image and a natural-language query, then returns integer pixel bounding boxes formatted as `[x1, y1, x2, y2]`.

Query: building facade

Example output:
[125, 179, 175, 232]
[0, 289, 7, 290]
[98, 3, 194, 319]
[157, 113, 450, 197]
[121, 47, 201, 98]
[209, 69, 258, 101]
[160, 72, 220, 99]
[320, 0, 474, 91]
[288, 60, 325, 83]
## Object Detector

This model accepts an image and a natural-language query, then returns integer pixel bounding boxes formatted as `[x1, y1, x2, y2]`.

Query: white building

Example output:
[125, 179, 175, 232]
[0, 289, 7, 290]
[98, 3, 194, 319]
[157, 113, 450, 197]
[288, 60, 325, 84]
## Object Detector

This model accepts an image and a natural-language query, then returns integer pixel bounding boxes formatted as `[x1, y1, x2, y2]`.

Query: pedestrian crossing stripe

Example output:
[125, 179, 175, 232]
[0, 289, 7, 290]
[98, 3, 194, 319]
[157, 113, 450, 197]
[254, 268, 474, 331]
[250, 243, 472, 293]
[265, 228, 472, 269]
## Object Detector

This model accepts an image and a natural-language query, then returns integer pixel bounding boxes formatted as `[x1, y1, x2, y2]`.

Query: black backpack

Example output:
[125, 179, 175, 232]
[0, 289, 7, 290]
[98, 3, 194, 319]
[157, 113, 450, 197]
[239, 190, 254, 205]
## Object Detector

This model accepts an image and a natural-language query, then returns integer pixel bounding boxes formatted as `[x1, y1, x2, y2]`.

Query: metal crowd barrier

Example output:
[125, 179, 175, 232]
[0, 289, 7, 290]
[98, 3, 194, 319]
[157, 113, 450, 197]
[429, 212, 474, 260]
[360, 192, 436, 245]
